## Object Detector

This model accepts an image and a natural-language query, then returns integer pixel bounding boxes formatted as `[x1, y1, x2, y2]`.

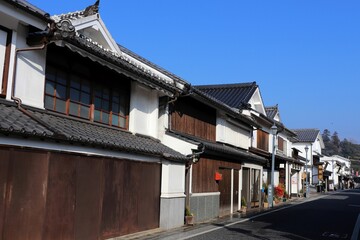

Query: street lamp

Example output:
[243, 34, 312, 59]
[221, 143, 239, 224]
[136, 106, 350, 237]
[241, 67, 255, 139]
[269, 123, 277, 208]
[304, 145, 309, 198]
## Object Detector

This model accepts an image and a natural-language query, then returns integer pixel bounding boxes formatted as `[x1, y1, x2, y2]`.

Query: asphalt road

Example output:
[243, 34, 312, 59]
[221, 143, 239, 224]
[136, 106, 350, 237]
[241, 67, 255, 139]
[187, 189, 360, 240]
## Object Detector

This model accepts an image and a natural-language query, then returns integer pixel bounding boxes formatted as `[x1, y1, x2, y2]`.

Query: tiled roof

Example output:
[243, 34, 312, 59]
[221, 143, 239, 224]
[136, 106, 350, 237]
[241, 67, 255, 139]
[265, 105, 278, 119]
[292, 129, 320, 143]
[117, 44, 188, 87]
[48, 6, 189, 95]
[60, 37, 189, 96]
[167, 130, 267, 165]
[4, 0, 50, 21]
[190, 88, 260, 128]
[194, 82, 257, 109]
[0, 100, 187, 162]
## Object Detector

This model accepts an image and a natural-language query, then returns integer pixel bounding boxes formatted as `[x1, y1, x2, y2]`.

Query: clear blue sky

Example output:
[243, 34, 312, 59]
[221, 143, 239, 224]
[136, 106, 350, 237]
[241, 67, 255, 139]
[28, 0, 360, 143]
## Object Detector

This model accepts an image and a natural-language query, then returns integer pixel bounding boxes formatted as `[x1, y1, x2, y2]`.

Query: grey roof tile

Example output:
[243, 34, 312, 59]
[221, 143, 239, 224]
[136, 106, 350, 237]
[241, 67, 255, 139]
[265, 105, 278, 119]
[167, 130, 267, 165]
[0, 100, 187, 162]
[0, 102, 53, 137]
[4, 0, 50, 21]
[292, 129, 320, 142]
[194, 82, 257, 109]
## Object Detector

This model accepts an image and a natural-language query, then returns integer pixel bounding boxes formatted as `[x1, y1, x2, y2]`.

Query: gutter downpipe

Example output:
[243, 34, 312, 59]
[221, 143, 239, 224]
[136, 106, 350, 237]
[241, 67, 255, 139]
[11, 44, 47, 107]
[9, 42, 67, 139]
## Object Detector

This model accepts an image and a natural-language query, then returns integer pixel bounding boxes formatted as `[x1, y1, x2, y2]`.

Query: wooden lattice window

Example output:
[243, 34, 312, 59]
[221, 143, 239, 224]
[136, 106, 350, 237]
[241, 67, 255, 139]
[44, 66, 68, 114]
[44, 61, 129, 129]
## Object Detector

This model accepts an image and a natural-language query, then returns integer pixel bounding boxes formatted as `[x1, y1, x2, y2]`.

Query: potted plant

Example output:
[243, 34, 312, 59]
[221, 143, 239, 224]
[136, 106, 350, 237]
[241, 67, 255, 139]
[241, 197, 247, 213]
[283, 190, 289, 202]
[263, 195, 269, 208]
[185, 206, 194, 226]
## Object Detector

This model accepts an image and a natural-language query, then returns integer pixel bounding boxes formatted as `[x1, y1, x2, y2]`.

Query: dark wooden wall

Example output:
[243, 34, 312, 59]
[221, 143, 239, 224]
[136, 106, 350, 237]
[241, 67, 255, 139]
[0, 147, 160, 240]
[257, 130, 269, 151]
[191, 157, 242, 193]
[170, 97, 216, 141]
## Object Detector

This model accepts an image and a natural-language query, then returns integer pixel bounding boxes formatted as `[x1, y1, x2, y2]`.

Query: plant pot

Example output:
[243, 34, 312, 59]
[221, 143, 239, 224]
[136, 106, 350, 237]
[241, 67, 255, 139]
[241, 207, 247, 213]
[264, 202, 269, 208]
[185, 215, 194, 226]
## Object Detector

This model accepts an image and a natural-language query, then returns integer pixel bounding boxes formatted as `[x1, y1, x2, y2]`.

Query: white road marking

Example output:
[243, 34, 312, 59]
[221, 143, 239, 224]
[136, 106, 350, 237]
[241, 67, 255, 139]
[349, 204, 360, 208]
[351, 213, 360, 240]
[181, 194, 327, 239]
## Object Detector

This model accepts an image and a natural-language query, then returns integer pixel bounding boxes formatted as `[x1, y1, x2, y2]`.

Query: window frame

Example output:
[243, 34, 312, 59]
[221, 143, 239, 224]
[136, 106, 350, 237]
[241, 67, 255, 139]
[44, 61, 130, 129]
[0, 25, 12, 97]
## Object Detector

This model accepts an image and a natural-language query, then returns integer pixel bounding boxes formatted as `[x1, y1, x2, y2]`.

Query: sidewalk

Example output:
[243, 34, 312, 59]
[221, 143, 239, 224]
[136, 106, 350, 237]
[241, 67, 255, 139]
[116, 191, 328, 240]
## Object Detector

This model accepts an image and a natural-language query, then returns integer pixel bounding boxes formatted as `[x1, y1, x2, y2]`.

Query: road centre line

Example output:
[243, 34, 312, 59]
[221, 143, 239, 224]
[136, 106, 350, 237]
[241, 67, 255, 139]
[351, 213, 360, 240]
[181, 194, 327, 240]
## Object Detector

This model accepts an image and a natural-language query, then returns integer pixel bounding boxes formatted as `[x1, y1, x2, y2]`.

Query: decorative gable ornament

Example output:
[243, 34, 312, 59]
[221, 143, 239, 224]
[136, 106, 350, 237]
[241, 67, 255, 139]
[54, 19, 75, 39]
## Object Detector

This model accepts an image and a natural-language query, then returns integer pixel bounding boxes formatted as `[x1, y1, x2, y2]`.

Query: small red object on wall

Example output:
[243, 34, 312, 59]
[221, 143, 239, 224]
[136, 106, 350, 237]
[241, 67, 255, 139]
[215, 171, 222, 181]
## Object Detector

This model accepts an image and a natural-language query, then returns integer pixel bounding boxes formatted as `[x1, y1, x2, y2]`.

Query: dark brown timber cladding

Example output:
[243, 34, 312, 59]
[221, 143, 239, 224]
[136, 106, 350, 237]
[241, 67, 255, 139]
[257, 130, 269, 152]
[191, 157, 242, 193]
[170, 97, 216, 141]
[2, 149, 49, 240]
[0, 147, 161, 240]
[0, 148, 9, 239]
[218, 168, 232, 217]
[43, 153, 76, 239]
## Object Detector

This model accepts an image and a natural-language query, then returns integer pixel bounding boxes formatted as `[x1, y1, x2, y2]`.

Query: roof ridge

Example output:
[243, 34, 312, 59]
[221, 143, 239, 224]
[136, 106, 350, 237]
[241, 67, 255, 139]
[117, 44, 188, 85]
[292, 128, 320, 131]
[194, 81, 257, 89]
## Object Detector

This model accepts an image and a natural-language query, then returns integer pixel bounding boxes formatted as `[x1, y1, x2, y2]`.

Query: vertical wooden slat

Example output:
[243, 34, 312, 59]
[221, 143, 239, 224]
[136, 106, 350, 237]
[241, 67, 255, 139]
[0, 148, 10, 238]
[74, 156, 103, 240]
[137, 162, 160, 231]
[43, 153, 76, 240]
[100, 159, 124, 239]
[121, 161, 140, 235]
[171, 98, 216, 141]
[218, 168, 232, 217]
[100, 159, 161, 239]
[3, 150, 49, 240]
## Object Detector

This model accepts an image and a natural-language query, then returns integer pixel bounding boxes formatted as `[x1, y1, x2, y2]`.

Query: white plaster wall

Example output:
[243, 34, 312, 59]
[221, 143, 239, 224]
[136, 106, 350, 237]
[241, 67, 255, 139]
[292, 143, 311, 159]
[161, 160, 186, 198]
[291, 172, 299, 194]
[0, 3, 47, 30]
[216, 116, 251, 149]
[162, 134, 197, 156]
[129, 82, 159, 138]
[278, 133, 291, 156]
[0, 2, 48, 108]
[248, 88, 266, 115]
[252, 129, 257, 148]
[13, 23, 47, 108]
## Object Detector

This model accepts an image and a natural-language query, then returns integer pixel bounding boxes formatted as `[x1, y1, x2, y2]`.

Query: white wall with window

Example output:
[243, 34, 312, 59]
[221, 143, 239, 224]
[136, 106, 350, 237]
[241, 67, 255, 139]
[216, 114, 252, 150]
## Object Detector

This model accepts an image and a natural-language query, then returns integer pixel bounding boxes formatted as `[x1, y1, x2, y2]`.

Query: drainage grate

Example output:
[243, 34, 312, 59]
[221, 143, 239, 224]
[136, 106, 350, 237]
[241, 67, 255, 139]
[322, 232, 348, 239]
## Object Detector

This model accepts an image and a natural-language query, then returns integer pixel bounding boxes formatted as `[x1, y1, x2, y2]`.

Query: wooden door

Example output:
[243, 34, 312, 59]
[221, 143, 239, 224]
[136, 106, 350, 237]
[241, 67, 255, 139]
[218, 168, 231, 217]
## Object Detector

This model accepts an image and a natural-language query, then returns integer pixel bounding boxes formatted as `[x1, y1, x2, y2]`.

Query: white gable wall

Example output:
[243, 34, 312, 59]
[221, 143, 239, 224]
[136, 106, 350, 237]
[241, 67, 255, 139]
[71, 15, 121, 53]
[248, 88, 266, 115]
